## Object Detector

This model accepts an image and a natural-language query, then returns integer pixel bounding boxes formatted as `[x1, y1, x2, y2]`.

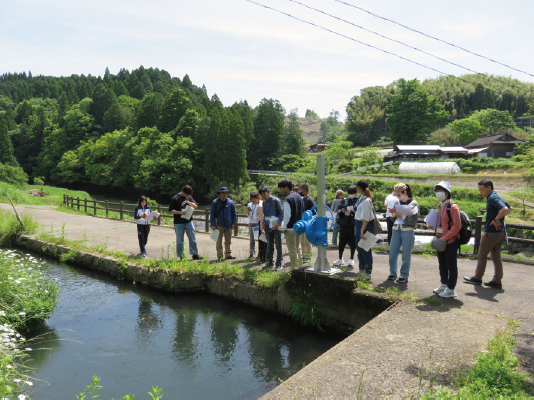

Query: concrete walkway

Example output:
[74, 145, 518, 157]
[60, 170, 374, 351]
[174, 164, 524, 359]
[3, 203, 533, 396]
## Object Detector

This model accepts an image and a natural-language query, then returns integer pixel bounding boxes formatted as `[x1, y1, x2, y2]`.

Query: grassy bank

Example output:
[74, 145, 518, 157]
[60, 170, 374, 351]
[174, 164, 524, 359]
[0, 181, 91, 207]
[0, 248, 61, 399]
[36, 232, 291, 290]
[423, 319, 532, 398]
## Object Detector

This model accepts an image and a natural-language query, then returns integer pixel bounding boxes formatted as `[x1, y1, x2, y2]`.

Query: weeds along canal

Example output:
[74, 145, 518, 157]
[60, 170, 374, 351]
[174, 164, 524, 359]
[23, 250, 343, 399]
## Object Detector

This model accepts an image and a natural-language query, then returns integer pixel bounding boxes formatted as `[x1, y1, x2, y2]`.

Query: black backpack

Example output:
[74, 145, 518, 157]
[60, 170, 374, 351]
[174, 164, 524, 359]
[446, 202, 472, 246]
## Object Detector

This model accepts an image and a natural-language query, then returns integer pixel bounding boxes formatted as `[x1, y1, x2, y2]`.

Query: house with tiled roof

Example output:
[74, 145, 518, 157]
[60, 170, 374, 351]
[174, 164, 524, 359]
[464, 133, 524, 158]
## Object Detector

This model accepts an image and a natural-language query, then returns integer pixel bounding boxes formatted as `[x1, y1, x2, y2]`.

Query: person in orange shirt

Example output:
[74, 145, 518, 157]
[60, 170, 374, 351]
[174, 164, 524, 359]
[427, 181, 461, 298]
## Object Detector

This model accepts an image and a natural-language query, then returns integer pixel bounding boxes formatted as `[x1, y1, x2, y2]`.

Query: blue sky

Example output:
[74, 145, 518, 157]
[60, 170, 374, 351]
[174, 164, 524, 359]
[1, 0, 533, 119]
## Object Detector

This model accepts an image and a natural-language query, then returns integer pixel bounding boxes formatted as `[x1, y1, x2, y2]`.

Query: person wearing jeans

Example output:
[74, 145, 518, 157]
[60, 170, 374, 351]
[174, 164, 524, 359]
[169, 185, 200, 260]
[259, 185, 284, 270]
[388, 183, 419, 284]
[353, 180, 375, 277]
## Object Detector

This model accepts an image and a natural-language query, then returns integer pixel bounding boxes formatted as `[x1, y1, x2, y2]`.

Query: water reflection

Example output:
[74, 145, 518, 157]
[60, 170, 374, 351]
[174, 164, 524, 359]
[24, 251, 343, 399]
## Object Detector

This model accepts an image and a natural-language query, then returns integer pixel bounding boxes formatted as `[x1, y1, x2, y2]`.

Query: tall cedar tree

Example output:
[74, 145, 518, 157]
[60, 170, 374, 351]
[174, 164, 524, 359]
[158, 88, 192, 133]
[0, 118, 15, 164]
[386, 79, 449, 145]
[285, 110, 306, 157]
[249, 98, 285, 169]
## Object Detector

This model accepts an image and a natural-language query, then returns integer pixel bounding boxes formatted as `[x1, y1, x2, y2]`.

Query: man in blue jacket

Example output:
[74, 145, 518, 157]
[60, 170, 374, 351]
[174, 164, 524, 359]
[259, 185, 284, 270]
[210, 187, 237, 261]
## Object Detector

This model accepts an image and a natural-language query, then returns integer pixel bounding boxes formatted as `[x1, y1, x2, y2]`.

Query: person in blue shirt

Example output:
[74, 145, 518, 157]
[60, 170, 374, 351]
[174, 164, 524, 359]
[210, 187, 237, 261]
[464, 178, 512, 289]
[259, 185, 284, 270]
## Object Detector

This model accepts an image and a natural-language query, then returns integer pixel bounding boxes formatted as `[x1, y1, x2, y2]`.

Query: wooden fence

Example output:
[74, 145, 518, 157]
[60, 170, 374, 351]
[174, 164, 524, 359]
[63, 195, 249, 236]
[63, 195, 534, 252]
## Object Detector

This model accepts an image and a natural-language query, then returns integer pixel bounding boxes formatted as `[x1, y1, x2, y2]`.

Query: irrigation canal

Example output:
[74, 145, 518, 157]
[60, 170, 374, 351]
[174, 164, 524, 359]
[24, 250, 342, 399]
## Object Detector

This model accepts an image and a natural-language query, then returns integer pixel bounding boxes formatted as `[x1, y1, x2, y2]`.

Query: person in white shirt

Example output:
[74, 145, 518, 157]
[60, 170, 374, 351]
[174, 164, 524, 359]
[354, 180, 375, 277]
[384, 192, 399, 246]
[247, 191, 261, 259]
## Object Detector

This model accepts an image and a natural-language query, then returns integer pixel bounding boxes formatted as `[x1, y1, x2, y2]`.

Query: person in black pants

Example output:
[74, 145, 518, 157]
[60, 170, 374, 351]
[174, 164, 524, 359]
[333, 185, 358, 267]
[134, 195, 155, 257]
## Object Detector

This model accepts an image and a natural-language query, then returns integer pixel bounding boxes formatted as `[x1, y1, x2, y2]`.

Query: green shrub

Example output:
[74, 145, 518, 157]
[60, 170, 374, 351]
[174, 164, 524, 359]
[288, 301, 323, 330]
[0, 163, 28, 187]
[0, 211, 39, 247]
[32, 176, 45, 186]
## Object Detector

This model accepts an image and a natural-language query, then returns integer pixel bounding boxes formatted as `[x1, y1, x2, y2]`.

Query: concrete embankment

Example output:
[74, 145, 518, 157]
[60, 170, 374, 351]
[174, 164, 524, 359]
[15, 235, 394, 335]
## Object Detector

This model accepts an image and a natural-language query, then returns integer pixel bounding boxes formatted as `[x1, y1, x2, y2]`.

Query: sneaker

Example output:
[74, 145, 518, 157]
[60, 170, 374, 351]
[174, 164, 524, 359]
[226, 255, 236, 260]
[463, 276, 482, 284]
[433, 284, 448, 294]
[275, 265, 282, 270]
[192, 255, 200, 260]
[333, 258, 344, 266]
[348, 259, 355, 266]
[397, 277, 408, 284]
[262, 264, 273, 270]
[484, 281, 503, 289]
[142, 251, 147, 258]
[387, 274, 397, 281]
[439, 288, 457, 298]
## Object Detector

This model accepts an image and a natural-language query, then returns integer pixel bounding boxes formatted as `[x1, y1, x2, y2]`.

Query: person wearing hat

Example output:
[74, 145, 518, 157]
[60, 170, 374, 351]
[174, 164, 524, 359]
[210, 187, 237, 261]
[353, 180, 375, 277]
[388, 183, 419, 284]
[330, 189, 345, 247]
[427, 181, 461, 298]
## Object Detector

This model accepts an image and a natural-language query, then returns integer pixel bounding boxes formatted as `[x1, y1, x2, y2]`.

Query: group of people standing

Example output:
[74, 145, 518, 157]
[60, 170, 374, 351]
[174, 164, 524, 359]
[328, 178, 512, 298]
[134, 177, 512, 299]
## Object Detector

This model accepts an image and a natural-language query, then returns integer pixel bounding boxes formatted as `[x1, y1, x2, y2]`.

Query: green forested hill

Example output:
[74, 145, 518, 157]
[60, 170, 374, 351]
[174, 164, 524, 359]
[0, 67, 307, 199]
[345, 74, 534, 144]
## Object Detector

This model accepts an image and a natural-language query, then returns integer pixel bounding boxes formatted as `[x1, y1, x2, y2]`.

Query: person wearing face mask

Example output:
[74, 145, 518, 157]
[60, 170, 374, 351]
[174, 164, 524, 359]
[427, 181, 461, 298]
[353, 180, 375, 277]
[388, 183, 419, 284]
[333, 185, 358, 267]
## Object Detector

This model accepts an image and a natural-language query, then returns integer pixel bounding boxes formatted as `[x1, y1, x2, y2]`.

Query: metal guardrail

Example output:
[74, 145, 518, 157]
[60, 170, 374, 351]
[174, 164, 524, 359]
[63, 195, 249, 237]
[64, 195, 534, 250]
[247, 169, 314, 176]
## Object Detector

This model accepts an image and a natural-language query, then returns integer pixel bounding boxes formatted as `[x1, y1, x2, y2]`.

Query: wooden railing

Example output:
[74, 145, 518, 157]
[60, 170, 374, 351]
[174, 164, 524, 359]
[63, 195, 534, 249]
[63, 195, 249, 237]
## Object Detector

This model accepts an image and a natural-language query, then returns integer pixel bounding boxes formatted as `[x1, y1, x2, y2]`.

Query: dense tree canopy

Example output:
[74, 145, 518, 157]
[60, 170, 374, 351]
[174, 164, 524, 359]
[0, 66, 310, 200]
[386, 79, 449, 145]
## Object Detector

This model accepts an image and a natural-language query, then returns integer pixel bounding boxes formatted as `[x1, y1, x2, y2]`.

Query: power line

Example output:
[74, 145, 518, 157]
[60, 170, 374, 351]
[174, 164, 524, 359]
[288, 0, 534, 97]
[245, 0, 511, 98]
[334, 0, 534, 79]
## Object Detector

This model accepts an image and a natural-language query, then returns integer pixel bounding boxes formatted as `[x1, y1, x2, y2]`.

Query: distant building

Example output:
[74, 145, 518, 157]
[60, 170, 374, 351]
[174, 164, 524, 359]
[464, 133, 524, 158]
[384, 145, 474, 162]
[309, 142, 328, 153]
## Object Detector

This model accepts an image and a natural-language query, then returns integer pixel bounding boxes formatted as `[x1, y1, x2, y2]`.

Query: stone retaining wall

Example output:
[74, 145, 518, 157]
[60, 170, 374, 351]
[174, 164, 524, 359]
[16, 235, 396, 334]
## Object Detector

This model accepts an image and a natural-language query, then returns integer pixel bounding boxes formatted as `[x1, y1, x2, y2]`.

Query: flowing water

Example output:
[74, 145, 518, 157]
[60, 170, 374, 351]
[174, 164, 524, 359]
[25, 253, 342, 399]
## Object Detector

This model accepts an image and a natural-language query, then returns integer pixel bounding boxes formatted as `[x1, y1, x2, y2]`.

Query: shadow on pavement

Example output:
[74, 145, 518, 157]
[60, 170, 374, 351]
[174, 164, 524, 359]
[463, 283, 504, 302]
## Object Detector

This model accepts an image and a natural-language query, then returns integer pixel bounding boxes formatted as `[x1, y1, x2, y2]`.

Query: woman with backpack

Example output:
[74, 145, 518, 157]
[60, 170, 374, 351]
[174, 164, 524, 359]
[333, 186, 358, 267]
[388, 183, 420, 284]
[428, 181, 462, 298]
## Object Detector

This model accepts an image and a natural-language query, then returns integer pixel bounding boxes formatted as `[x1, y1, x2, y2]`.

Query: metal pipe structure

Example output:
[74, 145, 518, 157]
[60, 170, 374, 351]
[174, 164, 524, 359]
[312, 154, 331, 272]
